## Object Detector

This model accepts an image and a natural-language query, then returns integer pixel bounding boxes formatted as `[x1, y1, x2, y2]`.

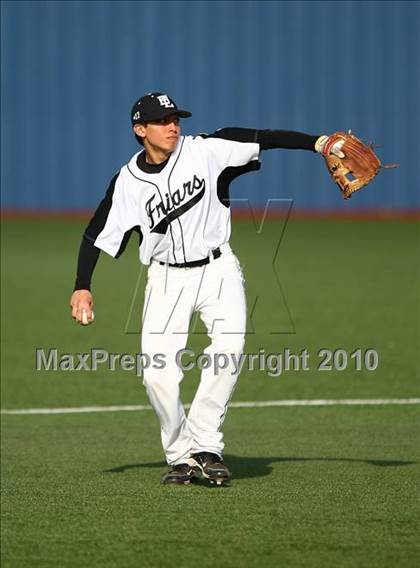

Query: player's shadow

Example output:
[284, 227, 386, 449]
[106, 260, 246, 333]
[103, 455, 416, 479]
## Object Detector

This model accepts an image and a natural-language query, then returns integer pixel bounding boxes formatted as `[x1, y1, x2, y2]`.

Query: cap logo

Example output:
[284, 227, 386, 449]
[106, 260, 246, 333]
[157, 95, 174, 109]
[132, 111, 141, 121]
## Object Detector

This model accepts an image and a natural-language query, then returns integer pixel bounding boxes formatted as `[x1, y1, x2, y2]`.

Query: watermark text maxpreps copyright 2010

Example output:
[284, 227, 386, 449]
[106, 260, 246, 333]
[35, 347, 378, 378]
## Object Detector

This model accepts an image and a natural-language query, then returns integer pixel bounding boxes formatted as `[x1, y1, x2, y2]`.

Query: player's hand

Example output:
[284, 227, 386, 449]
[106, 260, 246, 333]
[70, 289, 95, 325]
[315, 134, 345, 158]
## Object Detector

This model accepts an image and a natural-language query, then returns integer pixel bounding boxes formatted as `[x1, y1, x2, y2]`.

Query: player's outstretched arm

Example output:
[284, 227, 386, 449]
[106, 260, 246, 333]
[206, 127, 345, 156]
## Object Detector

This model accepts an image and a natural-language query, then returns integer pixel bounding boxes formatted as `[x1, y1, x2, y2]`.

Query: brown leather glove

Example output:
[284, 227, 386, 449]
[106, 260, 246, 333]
[321, 131, 382, 199]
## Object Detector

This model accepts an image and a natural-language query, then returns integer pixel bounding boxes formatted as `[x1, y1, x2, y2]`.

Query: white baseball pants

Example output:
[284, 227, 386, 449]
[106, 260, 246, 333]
[141, 245, 246, 465]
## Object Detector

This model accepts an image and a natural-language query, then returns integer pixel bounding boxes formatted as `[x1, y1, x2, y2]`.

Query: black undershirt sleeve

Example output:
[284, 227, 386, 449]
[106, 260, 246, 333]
[206, 127, 319, 151]
[74, 237, 101, 291]
[73, 172, 119, 292]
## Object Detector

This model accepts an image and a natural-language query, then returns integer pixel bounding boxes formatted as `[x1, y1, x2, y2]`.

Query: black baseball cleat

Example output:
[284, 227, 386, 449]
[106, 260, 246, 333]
[191, 452, 231, 486]
[161, 463, 195, 485]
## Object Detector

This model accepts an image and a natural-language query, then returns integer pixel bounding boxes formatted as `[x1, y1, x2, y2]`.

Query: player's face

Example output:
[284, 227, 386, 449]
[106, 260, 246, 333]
[136, 115, 181, 156]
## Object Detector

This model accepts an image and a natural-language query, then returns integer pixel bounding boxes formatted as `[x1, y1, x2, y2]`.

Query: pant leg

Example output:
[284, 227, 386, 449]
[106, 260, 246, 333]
[187, 252, 246, 456]
[141, 263, 194, 465]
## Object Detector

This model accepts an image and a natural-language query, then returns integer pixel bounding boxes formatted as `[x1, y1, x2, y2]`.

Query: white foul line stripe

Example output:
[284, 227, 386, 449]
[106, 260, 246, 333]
[230, 398, 420, 407]
[1, 398, 420, 416]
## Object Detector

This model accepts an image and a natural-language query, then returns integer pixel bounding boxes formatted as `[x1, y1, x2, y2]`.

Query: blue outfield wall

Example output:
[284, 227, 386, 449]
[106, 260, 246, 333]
[1, 0, 419, 212]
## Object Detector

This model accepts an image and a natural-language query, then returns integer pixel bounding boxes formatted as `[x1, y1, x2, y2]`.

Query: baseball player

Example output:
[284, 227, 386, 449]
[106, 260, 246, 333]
[70, 92, 344, 485]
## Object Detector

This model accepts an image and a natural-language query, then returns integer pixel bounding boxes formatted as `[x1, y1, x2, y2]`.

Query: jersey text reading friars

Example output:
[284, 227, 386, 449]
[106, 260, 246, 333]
[146, 174, 205, 232]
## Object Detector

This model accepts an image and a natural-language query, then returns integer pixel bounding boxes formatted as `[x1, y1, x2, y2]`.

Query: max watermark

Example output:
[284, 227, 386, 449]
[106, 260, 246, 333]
[35, 347, 378, 378]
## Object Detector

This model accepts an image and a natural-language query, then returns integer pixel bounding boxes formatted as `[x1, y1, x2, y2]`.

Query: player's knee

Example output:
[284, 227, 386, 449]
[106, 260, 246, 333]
[142, 365, 183, 391]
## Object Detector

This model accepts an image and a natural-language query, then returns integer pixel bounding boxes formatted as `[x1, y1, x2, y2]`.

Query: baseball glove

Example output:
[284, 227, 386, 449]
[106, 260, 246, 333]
[321, 131, 382, 199]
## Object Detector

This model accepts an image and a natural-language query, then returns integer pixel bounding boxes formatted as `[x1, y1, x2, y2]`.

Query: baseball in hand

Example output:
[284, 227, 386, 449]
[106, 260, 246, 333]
[81, 309, 95, 325]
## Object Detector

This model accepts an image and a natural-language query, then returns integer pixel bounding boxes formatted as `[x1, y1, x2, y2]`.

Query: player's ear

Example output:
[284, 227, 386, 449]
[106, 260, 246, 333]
[133, 123, 146, 140]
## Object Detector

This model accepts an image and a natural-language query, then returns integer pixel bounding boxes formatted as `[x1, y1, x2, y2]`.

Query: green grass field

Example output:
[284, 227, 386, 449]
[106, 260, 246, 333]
[1, 218, 420, 567]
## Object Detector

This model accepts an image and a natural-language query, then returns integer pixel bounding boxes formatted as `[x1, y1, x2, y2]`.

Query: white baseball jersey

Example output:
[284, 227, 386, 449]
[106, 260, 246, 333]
[91, 135, 260, 264]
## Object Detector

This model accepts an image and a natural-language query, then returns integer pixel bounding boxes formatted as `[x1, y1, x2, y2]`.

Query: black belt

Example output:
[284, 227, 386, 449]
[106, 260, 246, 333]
[158, 247, 222, 268]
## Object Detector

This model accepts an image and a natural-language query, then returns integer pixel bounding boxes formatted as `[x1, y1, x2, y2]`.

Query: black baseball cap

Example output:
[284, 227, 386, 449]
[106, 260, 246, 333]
[131, 92, 192, 124]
